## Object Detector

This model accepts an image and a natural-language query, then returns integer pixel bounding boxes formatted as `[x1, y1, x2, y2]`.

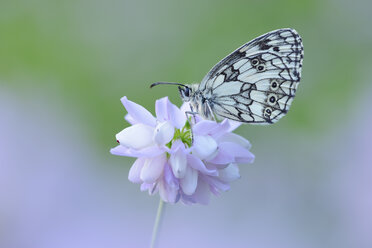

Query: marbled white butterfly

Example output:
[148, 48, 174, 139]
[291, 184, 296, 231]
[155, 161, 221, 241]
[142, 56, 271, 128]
[151, 28, 303, 124]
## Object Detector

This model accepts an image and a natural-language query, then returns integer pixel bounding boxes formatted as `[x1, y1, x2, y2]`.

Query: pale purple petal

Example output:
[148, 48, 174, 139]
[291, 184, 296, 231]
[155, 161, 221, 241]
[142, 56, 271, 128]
[156, 97, 186, 129]
[209, 119, 231, 139]
[159, 163, 180, 203]
[218, 142, 255, 164]
[187, 154, 218, 176]
[167, 100, 186, 129]
[206, 147, 235, 164]
[204, 176, 230, 193]
[218, 132, 252, 149]
[169, 141, 187, 178]
[227, 119, 241, 132]
[235, 154, 255, 164]
[155, 97, 169, 123]
[219, 163, 240, 182]
[128, 157, 146, 183]
[124, 113, 138, 125]
[187, 178, 211, 205]
[140, 154, 166, 183]
[163, 163, 179, 189]
[169, 139, 183, 151]
[192, 135, 218, 160]
[116, 124, 155, 149]
[110, 145, 164, 157]
[193, 119, 230, 138]
[140, 182, 155, 192]
[180, 166, 198, 195]
[121, 96, 156, 127]
[142, 183, 158, 195]
[153, 121, 174, 146]
[193, 120, 219, 135]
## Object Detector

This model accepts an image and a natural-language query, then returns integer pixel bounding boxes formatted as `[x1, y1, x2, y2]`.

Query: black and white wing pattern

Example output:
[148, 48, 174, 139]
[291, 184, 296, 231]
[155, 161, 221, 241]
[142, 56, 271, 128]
[199, 28, 303, 124]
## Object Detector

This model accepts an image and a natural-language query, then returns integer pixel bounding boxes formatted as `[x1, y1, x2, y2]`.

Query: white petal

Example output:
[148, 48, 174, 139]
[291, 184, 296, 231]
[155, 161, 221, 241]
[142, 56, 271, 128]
[153, 121, 174, 146]
[192, 135, 218, 160]
[170, 148, 187, 178]
[219, 163, 240, 182]
[180, 166, 198, 195]
[140, 154, 166, 183]
[116, 124, 155, 149]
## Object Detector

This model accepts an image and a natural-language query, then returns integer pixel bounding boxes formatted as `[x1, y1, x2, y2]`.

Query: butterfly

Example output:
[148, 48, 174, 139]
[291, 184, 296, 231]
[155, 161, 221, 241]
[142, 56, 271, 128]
[151, 28, 303, 124]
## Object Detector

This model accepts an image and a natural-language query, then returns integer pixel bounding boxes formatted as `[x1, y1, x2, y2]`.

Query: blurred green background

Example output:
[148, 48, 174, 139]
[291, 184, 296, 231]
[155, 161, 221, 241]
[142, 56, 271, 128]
[1, 0, 372, 247]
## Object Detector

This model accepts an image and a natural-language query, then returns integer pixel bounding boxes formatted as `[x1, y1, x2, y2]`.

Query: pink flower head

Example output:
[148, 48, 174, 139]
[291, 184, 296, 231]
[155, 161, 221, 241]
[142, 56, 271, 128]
[111, 96, 255, 205]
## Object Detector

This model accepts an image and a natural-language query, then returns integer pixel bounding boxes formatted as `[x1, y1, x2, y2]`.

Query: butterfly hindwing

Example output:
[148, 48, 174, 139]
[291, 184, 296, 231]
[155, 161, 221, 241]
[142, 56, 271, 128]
[199, 28, 303, 124]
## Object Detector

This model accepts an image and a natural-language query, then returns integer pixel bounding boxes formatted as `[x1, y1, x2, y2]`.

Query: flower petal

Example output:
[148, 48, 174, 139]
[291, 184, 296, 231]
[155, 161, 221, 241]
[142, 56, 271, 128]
[140, 183, 158, 195]
[140, 183, 153, 191]
[156, 97, 186, 129]
[227, 119, 241, 132]
[124, 113, 137, 125]
[192, 135, 218, 160]
[219, 163, 240, 182]
[193, 120, 220, 136]
[159, 163, 180, 203]
[187, 154, 218, 176]
[116, 124, 155, 149]
[110, 145, 164, 158]
[204, 176, 230, 193]
[155, 97, 169, 123]
[180, 166, 198, 195]
[218, 142, 255, 164]
[140, 154, 166, 183]
[206, 147, 235, 164]
[121, 96, 156, 127]
[218, 132, 251, 149]
[153, 121, 175, 146]
[209, 119, 231, 139]
[169, 142, 187, 178]
[181, 177, 211, 205]
[128, 157, 146, 183]
[191, 178, 211, 205]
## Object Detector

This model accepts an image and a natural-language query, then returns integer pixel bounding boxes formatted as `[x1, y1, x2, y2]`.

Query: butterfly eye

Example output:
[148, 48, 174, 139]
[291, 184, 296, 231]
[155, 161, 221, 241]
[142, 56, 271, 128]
[257, 64, 266, 72]
[270, 80, 279, 90]
[267, 93, 277, 106]
[184, 87, 190, 97]
[251, 58, 259, 66]
[264, 107, 272, 118]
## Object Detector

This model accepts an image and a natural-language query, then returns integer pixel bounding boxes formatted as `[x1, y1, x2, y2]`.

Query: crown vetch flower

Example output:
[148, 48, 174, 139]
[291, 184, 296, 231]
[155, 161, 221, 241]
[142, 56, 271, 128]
[111, 96, 254, 205]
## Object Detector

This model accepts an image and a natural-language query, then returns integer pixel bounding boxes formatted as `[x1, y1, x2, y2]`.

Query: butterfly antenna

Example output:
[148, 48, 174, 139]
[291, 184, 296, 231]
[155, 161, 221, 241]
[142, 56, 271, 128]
[150, 82, 187, 88]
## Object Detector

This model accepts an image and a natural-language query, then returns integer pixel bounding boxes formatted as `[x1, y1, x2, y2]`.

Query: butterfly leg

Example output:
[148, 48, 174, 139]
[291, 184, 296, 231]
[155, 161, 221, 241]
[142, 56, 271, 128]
[205, 100, 217, 121]
[185, 110, 198, 144]
[184, 104, 201, 144]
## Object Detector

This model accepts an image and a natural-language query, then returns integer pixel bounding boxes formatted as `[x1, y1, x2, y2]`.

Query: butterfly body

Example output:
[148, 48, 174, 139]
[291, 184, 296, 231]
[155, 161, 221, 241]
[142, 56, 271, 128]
[179, 83, 216, 120]
[155, 28, 303, 125]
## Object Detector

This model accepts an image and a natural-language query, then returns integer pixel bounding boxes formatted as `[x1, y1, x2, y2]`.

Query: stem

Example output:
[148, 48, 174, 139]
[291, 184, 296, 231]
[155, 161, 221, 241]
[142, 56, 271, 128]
[150, 198, 165, 248]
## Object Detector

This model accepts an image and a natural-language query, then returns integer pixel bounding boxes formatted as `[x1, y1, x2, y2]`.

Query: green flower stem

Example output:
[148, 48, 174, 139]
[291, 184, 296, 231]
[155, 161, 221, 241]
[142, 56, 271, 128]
[150, 198, 165, 248]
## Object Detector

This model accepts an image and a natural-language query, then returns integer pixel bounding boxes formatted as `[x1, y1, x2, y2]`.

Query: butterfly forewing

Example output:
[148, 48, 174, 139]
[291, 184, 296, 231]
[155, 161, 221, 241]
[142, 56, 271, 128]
[199, 28, 303, 124]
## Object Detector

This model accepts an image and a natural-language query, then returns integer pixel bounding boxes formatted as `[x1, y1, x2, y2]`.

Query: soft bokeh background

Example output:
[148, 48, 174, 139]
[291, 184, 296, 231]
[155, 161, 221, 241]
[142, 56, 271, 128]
[1, 0, 372, 247]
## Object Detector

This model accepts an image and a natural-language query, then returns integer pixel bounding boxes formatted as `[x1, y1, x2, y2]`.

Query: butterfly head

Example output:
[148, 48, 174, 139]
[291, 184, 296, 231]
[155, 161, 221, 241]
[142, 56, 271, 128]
[178, 85, 193, 102]
[150, 81, 194, 102]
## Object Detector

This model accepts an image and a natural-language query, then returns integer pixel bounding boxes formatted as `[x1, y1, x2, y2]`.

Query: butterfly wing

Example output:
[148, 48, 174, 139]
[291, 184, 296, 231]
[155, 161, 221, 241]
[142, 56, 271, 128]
[198, 28, 303, 124]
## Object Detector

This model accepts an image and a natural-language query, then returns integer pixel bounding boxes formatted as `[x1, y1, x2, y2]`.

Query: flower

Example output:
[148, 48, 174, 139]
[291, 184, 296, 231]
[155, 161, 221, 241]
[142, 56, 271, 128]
[110, 96, 255, 205]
